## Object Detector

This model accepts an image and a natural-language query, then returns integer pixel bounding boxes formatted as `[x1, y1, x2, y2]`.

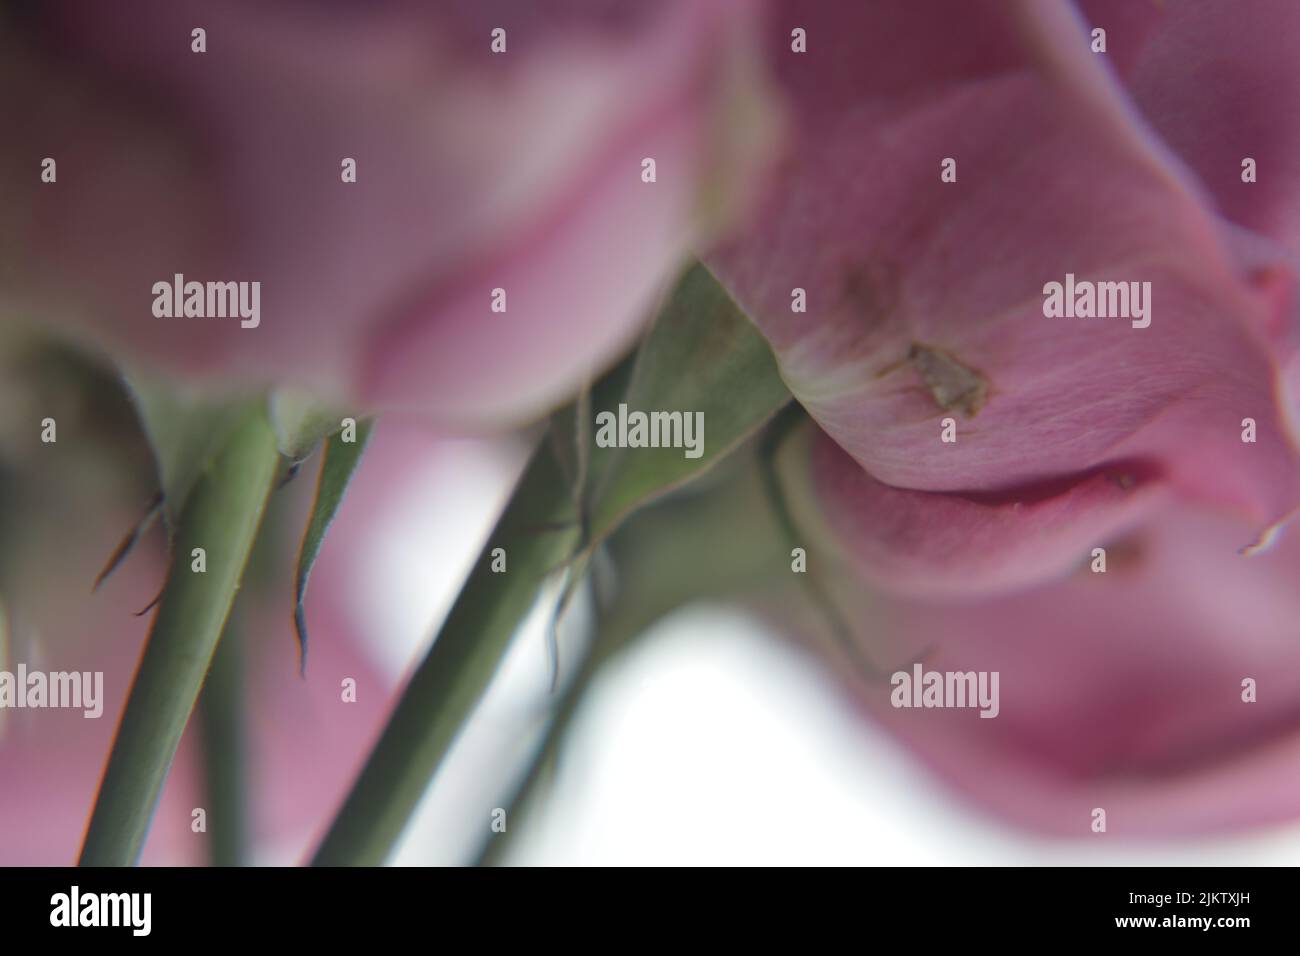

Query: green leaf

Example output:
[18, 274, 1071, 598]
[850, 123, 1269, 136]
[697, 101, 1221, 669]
[581, 262, 792, 545]
[293, 419, 374, 672]
[124, 369, 260, 526]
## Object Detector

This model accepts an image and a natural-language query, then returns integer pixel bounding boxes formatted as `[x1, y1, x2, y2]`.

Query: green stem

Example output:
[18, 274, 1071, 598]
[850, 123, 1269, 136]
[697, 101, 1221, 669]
[198, 614, 248, 866]
[79, 410, 279, 866]
[474, 447, 792, 865]
[312, 435, 578, 866]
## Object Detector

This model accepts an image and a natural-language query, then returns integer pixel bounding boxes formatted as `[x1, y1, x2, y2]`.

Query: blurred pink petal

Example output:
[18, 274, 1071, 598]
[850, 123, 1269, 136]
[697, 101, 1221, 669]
[807, 429, 1165, 598]
[1081, 0, 1300, 256]
[822, 502, 1300, 837]
[3, 0, 771, 427]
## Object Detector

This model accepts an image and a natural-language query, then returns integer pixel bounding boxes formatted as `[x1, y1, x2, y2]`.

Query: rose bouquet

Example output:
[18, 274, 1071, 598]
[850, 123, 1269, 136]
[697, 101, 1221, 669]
[2, 0, 1298, 866]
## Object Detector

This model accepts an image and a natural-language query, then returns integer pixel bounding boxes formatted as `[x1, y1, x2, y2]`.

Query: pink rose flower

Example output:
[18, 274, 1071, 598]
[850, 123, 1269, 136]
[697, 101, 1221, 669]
[725, 1, 1300, 837]
[2, 0, 771, 428]
[707, 0, 1300, 595]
